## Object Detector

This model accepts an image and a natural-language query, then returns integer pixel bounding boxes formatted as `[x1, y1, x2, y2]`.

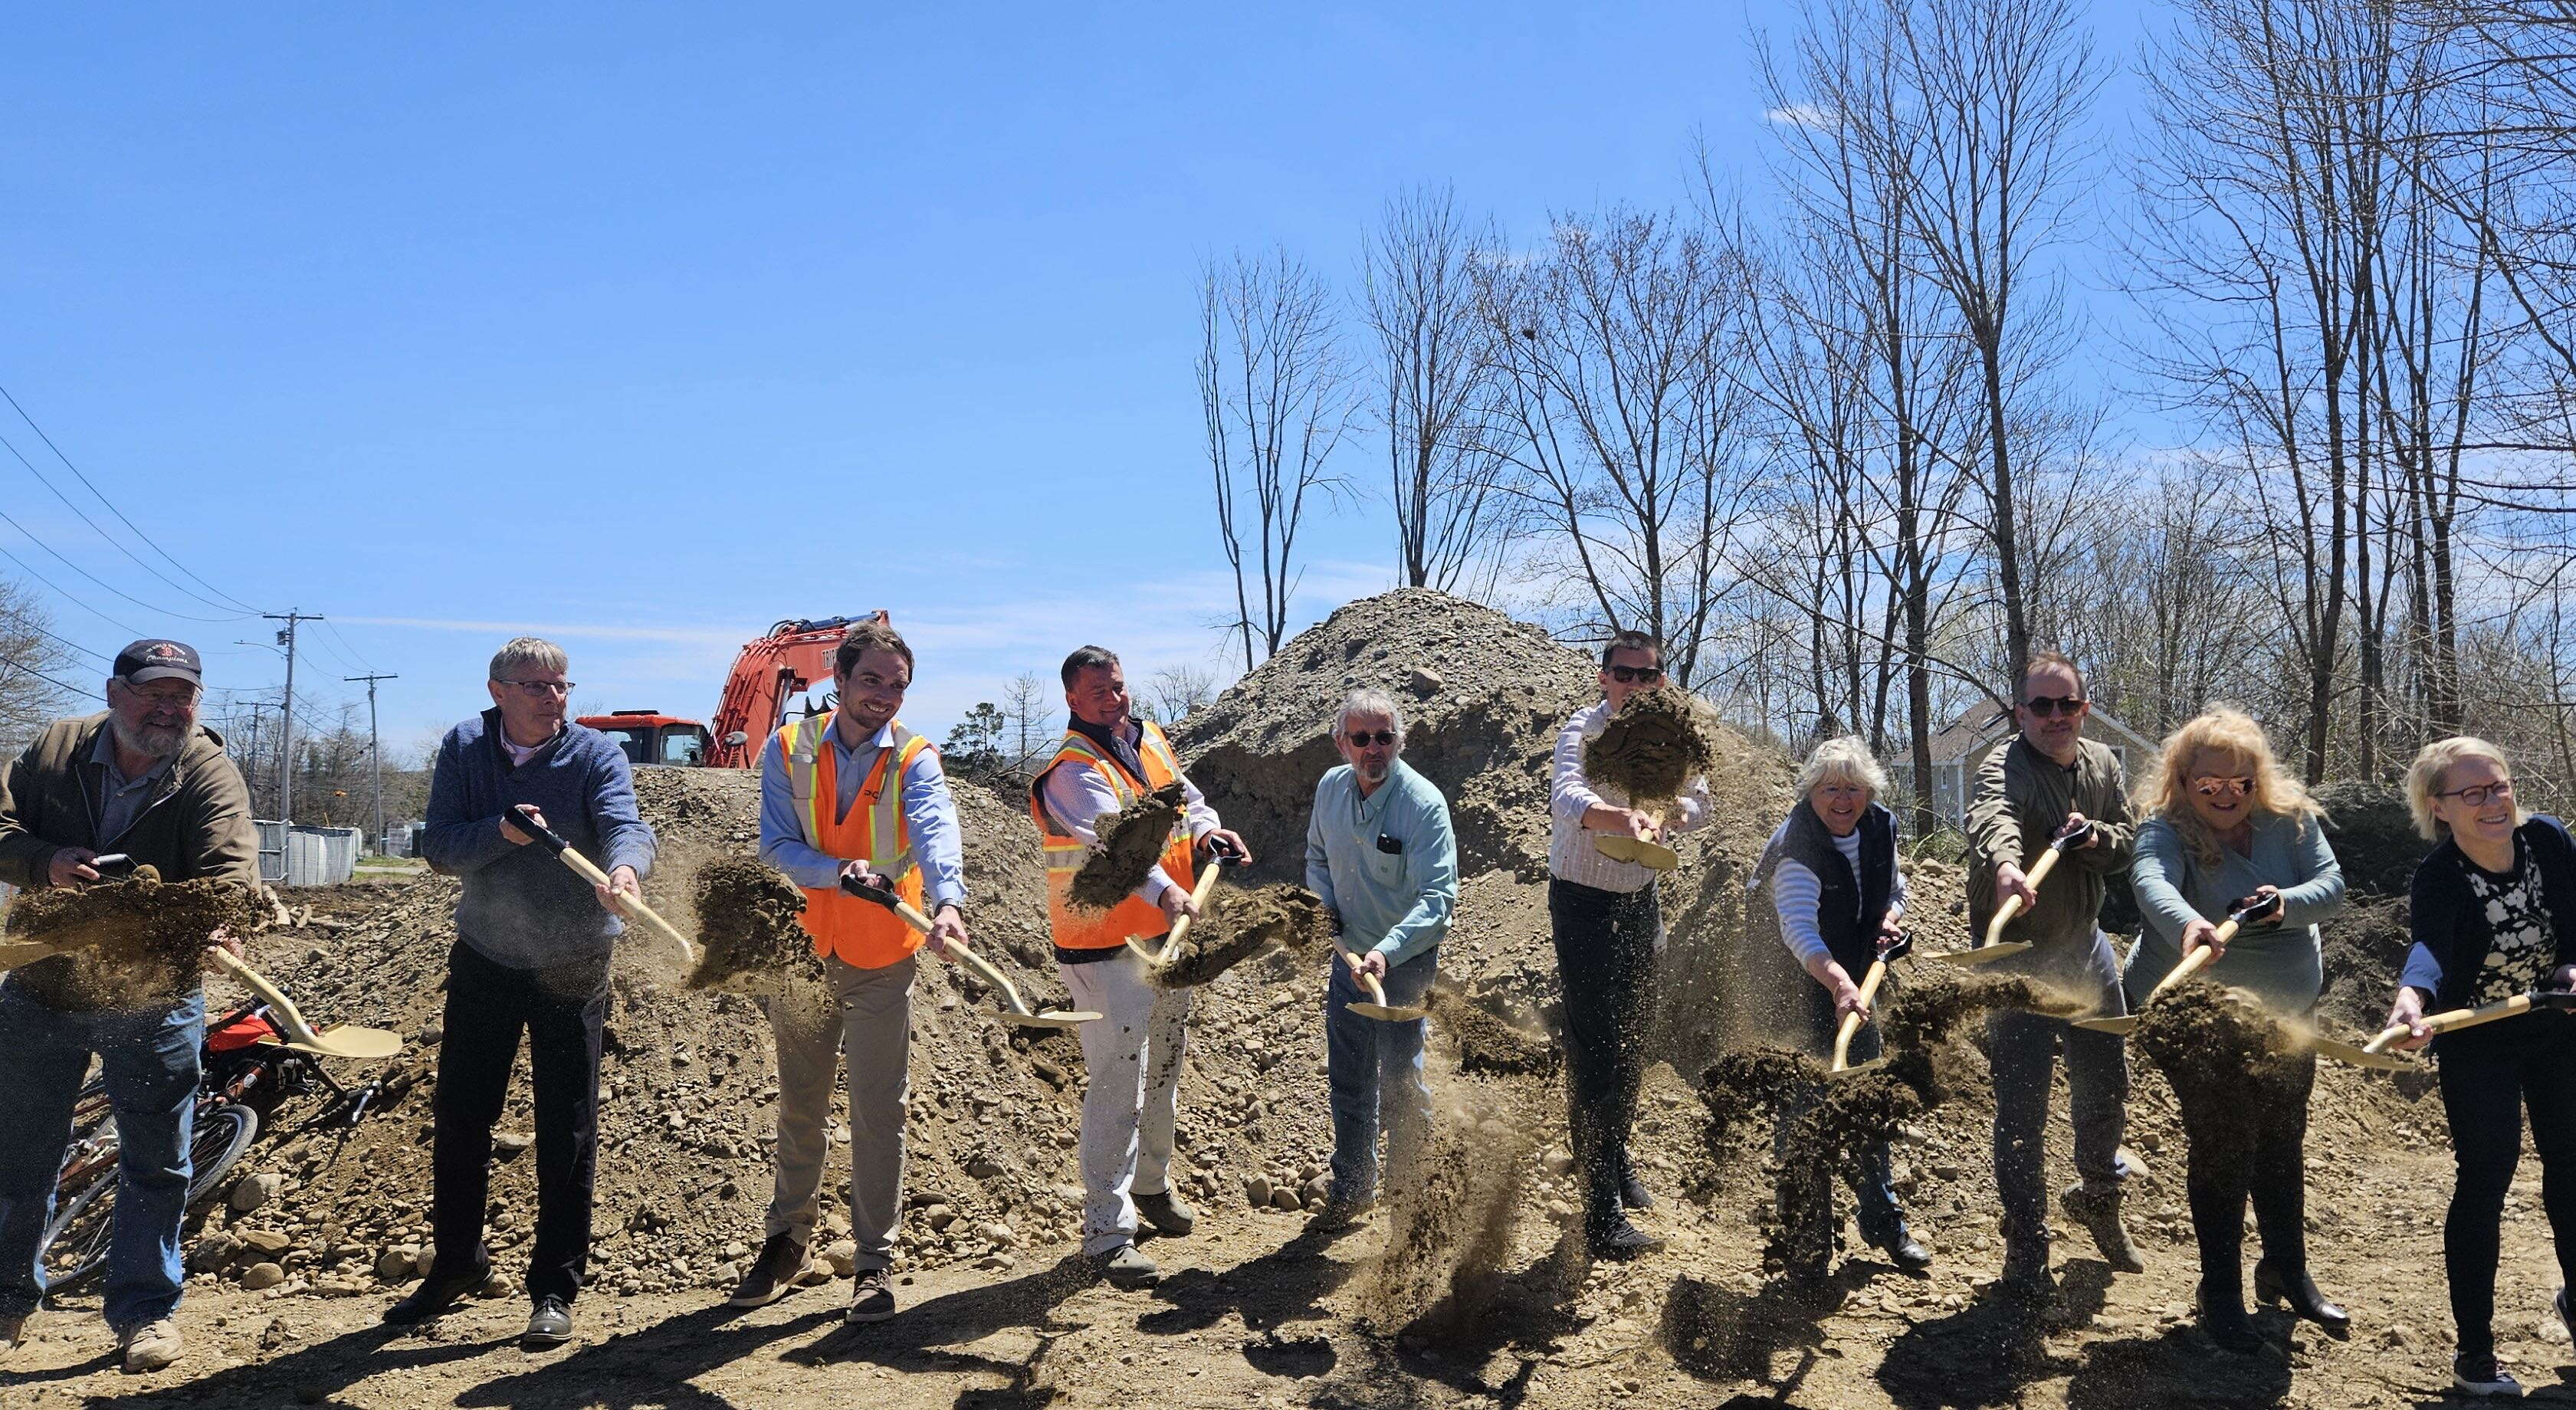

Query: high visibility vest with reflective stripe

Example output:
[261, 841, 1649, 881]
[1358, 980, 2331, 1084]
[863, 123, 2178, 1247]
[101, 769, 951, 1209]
[1030, 720, 1197, 951]
[779, 715, 930, 970]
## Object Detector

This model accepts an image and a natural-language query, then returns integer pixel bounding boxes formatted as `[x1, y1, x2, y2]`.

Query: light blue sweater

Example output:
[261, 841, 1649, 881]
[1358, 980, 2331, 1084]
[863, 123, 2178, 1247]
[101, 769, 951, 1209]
[1304, 759, 1456, 967]
[2128, 811, 2344, 1017]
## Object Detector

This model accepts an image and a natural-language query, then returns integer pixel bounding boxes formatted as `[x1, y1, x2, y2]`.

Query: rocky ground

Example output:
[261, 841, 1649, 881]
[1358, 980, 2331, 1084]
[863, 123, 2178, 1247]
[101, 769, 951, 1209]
[2, 589, 2555, 1409]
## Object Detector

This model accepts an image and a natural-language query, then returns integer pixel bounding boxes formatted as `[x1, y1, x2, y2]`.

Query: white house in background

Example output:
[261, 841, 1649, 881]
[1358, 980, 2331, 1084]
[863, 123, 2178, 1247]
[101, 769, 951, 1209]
[1883, 702, 2161, 828]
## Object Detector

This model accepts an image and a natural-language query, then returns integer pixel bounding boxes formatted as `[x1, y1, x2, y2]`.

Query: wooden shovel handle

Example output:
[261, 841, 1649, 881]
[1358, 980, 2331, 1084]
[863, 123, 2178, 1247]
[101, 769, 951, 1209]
[2364, 993, 2534, 1053]
[2144, 918, 2237, 1001]
[1832, 957, 1892, 1071]
[548, 844, 697, 965]
[1151, 861, 1226, 966]
[1984, 845, 2068, 947]
[1334, 942, 1395, 1008]
[205, 947, 327, 1049]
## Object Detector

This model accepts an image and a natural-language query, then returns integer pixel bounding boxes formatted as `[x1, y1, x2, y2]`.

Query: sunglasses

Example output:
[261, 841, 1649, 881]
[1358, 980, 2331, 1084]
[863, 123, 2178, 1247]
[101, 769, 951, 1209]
[1607, 665, 1664, 685]
[1343, 730, 1399, 747]
[2021, 696, 2085, 717]
[497, 680, 574, 697]
[2438, 779, 2514, 808]
[2192, 776, 2255, 799]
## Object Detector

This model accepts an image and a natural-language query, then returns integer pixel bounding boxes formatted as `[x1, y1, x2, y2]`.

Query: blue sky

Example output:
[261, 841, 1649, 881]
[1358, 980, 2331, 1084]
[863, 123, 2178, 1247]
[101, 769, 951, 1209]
[0, 3, 2153, 765]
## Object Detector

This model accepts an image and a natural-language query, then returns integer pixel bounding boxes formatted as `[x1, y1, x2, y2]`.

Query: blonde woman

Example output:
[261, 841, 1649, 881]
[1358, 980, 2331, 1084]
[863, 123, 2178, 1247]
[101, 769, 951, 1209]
[2383, 738, 2576, 1399]
[2128, 707, 2345, 1353]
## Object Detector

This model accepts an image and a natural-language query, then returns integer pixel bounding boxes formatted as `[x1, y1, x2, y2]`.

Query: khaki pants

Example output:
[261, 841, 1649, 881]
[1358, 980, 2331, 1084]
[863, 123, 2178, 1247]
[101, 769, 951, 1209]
[763, 954, 915, 1271]
[1060, 950, 1192, 1256]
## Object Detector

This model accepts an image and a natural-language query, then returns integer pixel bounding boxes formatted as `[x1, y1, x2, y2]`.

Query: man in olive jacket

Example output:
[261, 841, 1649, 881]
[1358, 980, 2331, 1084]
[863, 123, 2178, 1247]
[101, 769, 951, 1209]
[1964, 651, 2140, 1297]
[0, 640, 259, 1374]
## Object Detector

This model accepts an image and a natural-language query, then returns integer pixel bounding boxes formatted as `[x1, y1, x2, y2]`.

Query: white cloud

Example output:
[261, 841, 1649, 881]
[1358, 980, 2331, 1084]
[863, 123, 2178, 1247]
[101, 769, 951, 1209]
[1764, 103, 1837, 130]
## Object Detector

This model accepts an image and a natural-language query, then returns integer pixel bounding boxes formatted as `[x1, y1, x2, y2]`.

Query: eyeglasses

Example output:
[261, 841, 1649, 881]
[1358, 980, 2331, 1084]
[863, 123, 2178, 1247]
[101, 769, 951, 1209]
[2438, 779, 2515, 808]
[2021, 696, 2085, 717]
[1607, 665, 1664, 685]
[123, 684, 199, 707]
[497, 680, 574, 697]
[2192, 776, 2256, 799]
[1343, 730, 1399, 747]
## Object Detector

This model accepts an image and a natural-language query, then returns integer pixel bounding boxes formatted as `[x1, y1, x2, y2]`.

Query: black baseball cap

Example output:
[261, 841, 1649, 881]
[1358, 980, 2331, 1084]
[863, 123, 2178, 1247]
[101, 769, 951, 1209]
[114, 639, 203, 688]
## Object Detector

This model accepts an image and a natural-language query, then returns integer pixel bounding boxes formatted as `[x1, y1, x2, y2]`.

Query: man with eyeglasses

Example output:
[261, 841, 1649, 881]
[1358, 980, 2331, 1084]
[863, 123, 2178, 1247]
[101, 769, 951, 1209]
[394, 637, 655, 1348]
[1304, 688, 1456, 1229]
[0, 640, 258, 1373]
[1964, 651, 2140, 1299]
[728, 615, 968, 1323]
[1548, 630, 1712, 1260]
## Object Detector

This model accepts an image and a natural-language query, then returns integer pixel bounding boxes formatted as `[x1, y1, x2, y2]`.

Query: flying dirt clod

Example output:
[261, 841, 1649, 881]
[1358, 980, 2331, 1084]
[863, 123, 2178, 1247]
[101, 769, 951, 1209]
[684, 857, 825, 996]
[1583, 687, 1724, 806]
[1149, 884, 1331, 990]
[8, 868, 274, 1009]
[1069, 782, 1186, 911]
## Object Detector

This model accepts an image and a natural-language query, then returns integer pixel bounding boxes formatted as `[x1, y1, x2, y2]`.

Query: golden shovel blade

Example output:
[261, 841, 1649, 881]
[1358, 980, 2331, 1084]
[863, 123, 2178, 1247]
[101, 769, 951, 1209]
[2305, 1035, 2412, 1072]
[1825, 1057, 1889, 1082]
[271, 1025, 406, 1061]
[1347, 1000, 1429, 1022]
[996, 1007, 1101, 1030]
[2069, 1015, 2138, 1035]
[1591, 835, 1679, 871]
[1918, 942, 2034, 968]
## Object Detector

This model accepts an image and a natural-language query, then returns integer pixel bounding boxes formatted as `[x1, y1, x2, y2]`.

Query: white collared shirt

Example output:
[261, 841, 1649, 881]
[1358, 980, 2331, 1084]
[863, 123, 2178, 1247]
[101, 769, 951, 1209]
[1547, 698, 1712, 893]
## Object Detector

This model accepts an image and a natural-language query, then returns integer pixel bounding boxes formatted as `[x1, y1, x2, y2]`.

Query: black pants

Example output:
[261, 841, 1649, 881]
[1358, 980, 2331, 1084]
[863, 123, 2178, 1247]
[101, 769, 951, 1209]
[1549, 877, 1658, 1241]
[2437, 1013, 2576, 1359]
[2178, 1048, 2314, 1299]
[432, 939, 609, 1303]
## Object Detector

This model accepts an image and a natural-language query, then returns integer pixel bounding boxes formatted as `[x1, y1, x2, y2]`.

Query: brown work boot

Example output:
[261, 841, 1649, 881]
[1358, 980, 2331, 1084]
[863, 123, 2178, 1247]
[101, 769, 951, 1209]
[727, 1232, 822, 1309]
[120, 1319, 182, 1374]
[2059, 1181, 2144, 1273]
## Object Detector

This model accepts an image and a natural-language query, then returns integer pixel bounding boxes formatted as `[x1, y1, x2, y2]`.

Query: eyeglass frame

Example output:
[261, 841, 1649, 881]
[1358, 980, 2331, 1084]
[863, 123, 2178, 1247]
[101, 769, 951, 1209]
[2191, 775, 2256, 798]
[1341, 729, 1400, 748]
[1606, 664, 1664, 685]
[495, 679, 576, 697]
[2437, 779, 2515, 808]
[2020, 695, 2086, 718]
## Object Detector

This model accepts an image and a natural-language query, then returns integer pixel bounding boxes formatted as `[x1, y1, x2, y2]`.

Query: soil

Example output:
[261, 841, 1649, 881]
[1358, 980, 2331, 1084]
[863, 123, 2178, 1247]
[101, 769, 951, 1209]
[8, 869, 274, 1009]
[681, 857, 823, 997]
[1069, 782, 1186, 911]
[2131, 980, 2299, 1159]
[1150, 884, 1331, 991]
[1424, 984, 1560, 1079]
[2, 590, 2537, 1409]
[1582, 686, 1724, 808]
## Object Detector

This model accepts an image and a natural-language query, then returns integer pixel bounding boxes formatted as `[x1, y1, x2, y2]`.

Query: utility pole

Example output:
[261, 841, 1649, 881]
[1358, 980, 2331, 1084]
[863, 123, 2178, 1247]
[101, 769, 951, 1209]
[264, 610, 321, 825]
[346, 672, 397, 851]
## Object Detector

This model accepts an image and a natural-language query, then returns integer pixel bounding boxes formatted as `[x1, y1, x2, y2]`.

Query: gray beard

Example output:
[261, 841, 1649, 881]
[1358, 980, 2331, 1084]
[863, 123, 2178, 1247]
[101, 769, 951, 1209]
[110, 716, 185, 762]
[1357, 759, 1392, 783]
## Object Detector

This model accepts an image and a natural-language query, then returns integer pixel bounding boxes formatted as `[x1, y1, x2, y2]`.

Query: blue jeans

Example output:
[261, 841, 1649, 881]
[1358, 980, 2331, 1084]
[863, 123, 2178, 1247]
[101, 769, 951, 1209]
[0, 977, 203, 1330]
[1985, 930, 2131, 1245]
[1324, 949, 1436, 1202]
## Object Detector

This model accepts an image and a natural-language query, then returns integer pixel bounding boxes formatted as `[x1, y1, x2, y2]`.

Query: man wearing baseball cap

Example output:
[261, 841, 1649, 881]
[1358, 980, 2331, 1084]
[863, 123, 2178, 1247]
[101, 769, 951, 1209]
[0, 638, 260, 1373]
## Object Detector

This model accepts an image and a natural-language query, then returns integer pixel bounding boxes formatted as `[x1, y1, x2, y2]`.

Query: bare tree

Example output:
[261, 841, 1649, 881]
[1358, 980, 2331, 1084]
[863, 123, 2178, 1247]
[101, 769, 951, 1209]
[0, 579, 80, 751]
[1360, 186, 1512, 594]
[1001, 671, 1054, 764]
[1202, 248, 1354, 669]
[1148, 663, 1219, 724]
[1478, 206, 1759, 688]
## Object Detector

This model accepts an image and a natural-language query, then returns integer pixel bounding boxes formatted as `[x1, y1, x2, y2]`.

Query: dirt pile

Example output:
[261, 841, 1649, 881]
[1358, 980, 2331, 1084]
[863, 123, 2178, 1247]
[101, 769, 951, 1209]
[1583, 686, 1724, 806]
[682, 857, 821, 997]
[2316, 779, 2428, 897]
[1069, 781, 1186, 910]
[11, 871, 273, 1009]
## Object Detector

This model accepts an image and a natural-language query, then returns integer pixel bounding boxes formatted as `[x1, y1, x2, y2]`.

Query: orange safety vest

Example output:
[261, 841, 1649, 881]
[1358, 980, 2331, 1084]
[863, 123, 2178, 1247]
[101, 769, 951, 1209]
[778, 714, 934, 969]
[1030, 720, 1198, 951]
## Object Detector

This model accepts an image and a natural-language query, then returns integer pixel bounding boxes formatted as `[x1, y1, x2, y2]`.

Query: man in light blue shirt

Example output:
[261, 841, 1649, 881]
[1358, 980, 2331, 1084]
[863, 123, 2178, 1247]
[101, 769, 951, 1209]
[1304, 688, 1457, 1225]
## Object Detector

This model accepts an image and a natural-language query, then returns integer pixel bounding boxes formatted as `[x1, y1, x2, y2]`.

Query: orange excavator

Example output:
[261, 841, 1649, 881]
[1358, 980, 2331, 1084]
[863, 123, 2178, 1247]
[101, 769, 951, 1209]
[579, 612, 884, 769]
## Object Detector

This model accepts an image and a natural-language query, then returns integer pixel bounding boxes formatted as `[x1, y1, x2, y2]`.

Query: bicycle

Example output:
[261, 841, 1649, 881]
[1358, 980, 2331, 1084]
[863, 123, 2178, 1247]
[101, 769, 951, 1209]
[37, 1001, 390, 1297]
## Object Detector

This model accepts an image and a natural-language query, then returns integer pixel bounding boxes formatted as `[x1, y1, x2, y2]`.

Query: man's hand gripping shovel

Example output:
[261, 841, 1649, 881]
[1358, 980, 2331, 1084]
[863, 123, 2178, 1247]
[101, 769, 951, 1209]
[1923, 820, 2093, 968]
[512, 804, 694, 967]
[1124, 836, 1247, 968]
[839, 875, 1100, 1030]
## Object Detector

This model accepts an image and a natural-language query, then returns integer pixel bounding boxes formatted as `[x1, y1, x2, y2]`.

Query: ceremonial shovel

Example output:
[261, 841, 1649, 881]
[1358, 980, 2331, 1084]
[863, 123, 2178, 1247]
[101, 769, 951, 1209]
[1592, 815, 1679, 871]
[1332, 939, 1430, 1023]
[2072, 897, 2269, 1036]
[206, 949, 405, 1060]
[1924, 821, 2094, 968]
[2358, 988, 2576, 1056]
[841, 876, 1099, 1029]
[511, 805, 695, 966]
[1827, 930, 1915, 1081]
[1124, 843, 1245, 966]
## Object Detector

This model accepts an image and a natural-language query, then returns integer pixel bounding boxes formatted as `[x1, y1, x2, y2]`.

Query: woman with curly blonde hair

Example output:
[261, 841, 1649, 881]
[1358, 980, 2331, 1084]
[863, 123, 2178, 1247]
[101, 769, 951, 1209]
[2128, 707, 2346, 1352]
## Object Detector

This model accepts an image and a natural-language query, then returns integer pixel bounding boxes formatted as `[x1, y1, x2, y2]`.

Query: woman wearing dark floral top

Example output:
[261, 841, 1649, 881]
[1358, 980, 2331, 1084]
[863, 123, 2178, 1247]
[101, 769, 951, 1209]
[2386, 737, 2576, 1399]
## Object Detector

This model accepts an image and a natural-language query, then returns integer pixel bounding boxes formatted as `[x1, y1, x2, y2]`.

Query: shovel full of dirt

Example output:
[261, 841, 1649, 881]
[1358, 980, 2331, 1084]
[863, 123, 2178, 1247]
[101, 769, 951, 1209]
[838, 875, 1100, 1030]
[1070, 782, 1188, 913]
[2072, 896, 2263, 1036]
[1581, 687, 1720, 872]
[1923, 821, 2095, 968]
[511, 804, 695, 966]
[0, 856, 275, 1008]
[1827, 930, 1915, 1081]
[1148, 881, 1331, 991]
[682, 857, 825, 996]
[1127, 842, 1245, 967]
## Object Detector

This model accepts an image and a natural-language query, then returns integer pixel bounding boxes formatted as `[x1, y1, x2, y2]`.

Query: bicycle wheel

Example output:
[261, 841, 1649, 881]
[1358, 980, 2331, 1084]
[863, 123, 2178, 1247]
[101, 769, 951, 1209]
[37, 1103, 260, 1296]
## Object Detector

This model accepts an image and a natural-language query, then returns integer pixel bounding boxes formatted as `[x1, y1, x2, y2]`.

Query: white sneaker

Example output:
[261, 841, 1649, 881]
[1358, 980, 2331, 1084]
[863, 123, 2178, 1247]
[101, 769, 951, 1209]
[120, 1318, 182, 1374]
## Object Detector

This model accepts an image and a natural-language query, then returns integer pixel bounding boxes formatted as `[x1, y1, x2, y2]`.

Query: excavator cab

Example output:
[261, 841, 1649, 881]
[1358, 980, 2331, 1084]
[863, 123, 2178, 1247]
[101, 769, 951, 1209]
[580, 710, 714, 768]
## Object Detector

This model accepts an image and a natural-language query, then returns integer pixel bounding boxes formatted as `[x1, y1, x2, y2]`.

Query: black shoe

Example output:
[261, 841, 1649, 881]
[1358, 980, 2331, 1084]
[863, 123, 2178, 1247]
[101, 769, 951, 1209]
[382, 1263, 494, 1326]
[2453, 1353, 2522, 1398]
[2196, 1280, 2266, 1354]
[1869, 1227, 1933, 1272]
[727, 1232, 820, 1309]
[847, 1267, 897, 1323]
[2253, 1257, 2349, 1333]
[1998, 1239, 2051, 1300]
[521, 1296, 573, 1349]
[1619, 1170, 1653, 1211]
[1590, 1220, 1664, 1261]
[1134, 1189, 1196, 1238]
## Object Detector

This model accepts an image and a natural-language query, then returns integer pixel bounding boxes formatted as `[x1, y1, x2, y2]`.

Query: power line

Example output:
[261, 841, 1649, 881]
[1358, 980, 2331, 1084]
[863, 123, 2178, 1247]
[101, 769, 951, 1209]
[0, 427, 254, 618]
[0, 542, 150, 638]
[0, 381, 267, 615]
[0, 648, 103, 702]
[0, 501, 236, 624]
[320, 619, 374, 673]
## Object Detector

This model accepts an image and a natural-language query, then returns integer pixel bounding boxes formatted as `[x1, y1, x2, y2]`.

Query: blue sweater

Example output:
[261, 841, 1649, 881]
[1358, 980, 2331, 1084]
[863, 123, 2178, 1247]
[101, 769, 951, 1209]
[422, 709, 657, 970]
